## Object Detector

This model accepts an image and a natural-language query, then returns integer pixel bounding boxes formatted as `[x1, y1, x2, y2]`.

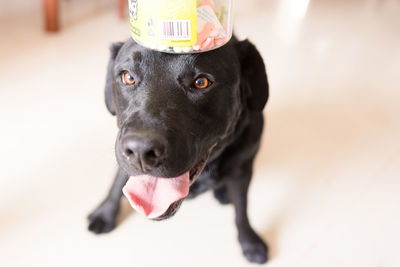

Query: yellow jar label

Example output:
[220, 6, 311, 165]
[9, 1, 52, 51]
[129, 0, 197, 47]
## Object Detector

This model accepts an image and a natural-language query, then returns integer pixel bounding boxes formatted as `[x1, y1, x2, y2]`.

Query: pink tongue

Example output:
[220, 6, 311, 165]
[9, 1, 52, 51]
[122, 173, 190, 219]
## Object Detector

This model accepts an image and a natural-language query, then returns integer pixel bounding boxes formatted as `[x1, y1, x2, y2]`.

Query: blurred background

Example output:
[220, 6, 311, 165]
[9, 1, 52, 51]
[0, 0, 399, 266]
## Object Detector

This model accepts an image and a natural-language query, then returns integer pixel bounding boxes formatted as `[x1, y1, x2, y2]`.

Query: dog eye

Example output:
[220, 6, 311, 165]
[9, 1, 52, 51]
[193, 77, 210, 89]
[122, 71, 135, 85]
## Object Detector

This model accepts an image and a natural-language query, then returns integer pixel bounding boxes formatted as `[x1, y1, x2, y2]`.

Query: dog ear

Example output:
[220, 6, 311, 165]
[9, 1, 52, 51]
[105, 42, 124, 115]
[236, 39, 269, 112]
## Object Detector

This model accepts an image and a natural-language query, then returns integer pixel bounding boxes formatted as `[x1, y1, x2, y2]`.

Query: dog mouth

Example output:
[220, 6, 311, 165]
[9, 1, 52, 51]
[122, 156, 208, 220]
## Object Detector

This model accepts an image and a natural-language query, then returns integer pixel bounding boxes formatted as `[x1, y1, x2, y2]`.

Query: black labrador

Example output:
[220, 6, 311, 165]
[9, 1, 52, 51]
[88, 37, 269, 264]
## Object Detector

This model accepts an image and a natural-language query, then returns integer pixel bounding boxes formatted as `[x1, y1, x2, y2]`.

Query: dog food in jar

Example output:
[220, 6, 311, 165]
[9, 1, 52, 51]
[128, 0, 233, 53]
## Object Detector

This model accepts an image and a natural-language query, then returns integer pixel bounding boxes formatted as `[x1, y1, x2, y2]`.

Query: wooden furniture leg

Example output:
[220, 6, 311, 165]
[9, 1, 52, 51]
[44, 0, 59, 32]
[118, 0, 127, 19]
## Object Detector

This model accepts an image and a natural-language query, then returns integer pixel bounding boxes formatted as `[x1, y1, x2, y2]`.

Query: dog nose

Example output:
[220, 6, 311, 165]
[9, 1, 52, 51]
[121, 130, 167, 171]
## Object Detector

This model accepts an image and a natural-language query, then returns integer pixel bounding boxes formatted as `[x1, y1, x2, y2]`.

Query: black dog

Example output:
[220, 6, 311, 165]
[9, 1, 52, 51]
[88, 37, 269, 264]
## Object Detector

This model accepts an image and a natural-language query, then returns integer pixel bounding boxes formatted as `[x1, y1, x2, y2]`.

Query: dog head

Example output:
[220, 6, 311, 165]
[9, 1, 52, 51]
[104, 38, 268, 219]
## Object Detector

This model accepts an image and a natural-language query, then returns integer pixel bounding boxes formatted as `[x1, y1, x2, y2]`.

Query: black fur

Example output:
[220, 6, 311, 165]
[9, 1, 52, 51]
[88, 37, 269, 264]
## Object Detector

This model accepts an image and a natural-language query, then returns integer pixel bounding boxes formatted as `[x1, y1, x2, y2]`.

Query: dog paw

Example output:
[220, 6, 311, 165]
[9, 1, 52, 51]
[87, 201, 118, 234]
[213, 186, 230, 205]
[241, 240, 268, 264]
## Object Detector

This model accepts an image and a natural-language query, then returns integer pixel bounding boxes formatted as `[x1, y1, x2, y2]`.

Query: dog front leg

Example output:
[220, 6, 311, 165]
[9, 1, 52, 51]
[227, 165, 268, 264]
[88, 168, 129, 234]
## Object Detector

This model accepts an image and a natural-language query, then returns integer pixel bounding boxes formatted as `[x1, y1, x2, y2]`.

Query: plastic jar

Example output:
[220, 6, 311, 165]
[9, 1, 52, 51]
[128, 0, 233, 53]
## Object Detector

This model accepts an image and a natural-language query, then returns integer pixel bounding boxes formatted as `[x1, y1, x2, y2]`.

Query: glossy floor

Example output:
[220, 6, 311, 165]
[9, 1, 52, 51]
[0, 0, 399, 266]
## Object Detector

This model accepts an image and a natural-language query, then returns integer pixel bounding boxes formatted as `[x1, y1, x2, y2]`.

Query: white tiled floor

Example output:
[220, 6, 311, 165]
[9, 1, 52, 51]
[1, 1, 399, 266]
